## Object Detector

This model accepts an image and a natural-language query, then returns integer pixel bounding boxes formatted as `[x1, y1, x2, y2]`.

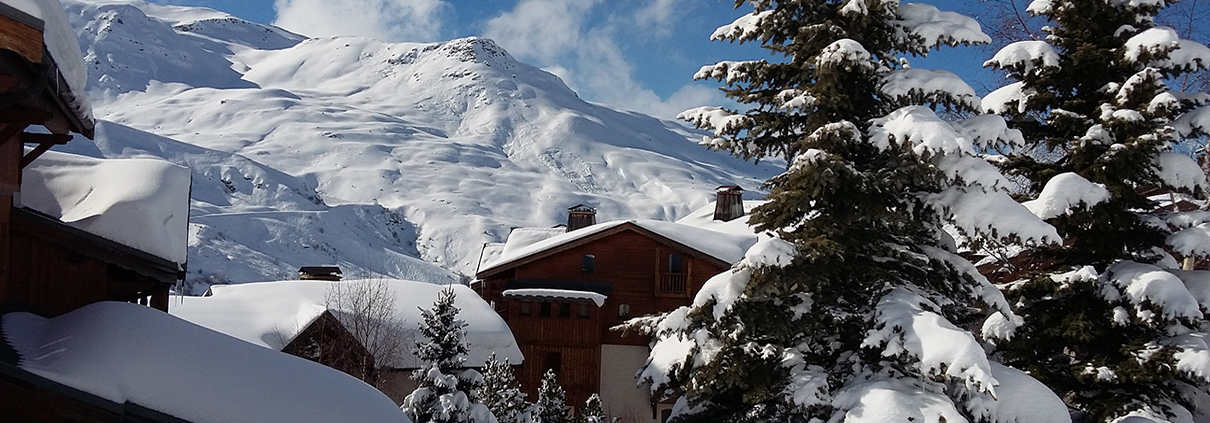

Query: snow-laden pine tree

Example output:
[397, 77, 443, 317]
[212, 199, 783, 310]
[983, 1, 1210, 422]
[633, 1, 1069, 422]
[403, 288, 497, 423]
[579, 394, 604, 423]
[535, 370, 569, 423]
[478, 353, 528, 423]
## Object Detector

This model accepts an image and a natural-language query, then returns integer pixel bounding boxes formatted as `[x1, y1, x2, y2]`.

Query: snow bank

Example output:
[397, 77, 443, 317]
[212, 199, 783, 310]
[20, 148, 190, 264]
[480, 220, 758, 274]
[2, 301, 407, 423]
[1023, 172, 1111, 220]
[170, 280, 522, 368]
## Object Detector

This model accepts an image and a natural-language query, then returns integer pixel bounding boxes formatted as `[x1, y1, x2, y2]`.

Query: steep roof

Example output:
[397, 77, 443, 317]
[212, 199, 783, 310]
[477, 219, 759, 277]
[1, 301, 406, 423]
[170, 280, 523, 368]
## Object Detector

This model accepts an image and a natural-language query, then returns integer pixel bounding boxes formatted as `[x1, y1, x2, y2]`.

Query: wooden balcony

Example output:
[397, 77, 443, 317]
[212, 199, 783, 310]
[657, 272, 688, 297]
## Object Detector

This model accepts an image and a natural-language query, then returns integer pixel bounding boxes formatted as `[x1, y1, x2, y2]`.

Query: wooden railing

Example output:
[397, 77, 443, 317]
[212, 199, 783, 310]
[658, 273, 688, 295]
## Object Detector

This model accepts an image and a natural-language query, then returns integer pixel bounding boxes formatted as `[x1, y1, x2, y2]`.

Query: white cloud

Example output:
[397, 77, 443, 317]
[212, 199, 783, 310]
[483, 0, 720, 120]
[272, 0, 449, 42]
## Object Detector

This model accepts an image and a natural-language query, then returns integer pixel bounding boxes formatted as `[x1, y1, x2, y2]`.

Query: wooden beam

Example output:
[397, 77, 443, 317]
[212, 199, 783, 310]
[18, 141, 52, 168]
[0, 13, 43, 64]
[20, 132, 70, 145]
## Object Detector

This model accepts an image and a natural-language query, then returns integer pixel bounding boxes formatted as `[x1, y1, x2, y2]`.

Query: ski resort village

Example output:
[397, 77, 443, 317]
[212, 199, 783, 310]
[5, 0, 1210, 422]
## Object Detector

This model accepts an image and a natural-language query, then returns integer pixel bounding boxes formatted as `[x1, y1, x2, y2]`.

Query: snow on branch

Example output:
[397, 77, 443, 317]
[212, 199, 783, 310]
[868, 106, 973, 155]
[862, 288, 999, 395]
[1156, 152, 1207, 193]
[693, 60, 763, 84]
[1124, 27, 1210, 71]
[1173, 106, 1210, 137]
[711, 10, 775, 42]
[1169, 223, 1210, 258]
[894, 3, 991, 49]
[1104, 261, 1203, 322]
[816, 39, 874, 71]
[678, 106, 753, 137]
[880, 68, 980, 111]
[1022, 172, 1111, 220]
[949, 115, 1025, 151]
[984, 41, 1060, 76]
[925, 186, 1061, 249]
[982, 82, 1032, 114]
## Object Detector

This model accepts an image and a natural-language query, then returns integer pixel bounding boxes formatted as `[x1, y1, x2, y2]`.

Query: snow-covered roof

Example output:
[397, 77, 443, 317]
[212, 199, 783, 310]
[477, 218, 760, 275]
[0, 0, 93, 127]
[674, 199, 767, 236]
[20, 148, 191, 264]
[170, 280, 522, 368]
[1, 301, 407, 423]
[502, 288, 607, 307]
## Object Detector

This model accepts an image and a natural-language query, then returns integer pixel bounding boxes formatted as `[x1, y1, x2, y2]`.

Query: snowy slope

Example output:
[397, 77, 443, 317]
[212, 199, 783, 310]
[57, 0, 779, 287]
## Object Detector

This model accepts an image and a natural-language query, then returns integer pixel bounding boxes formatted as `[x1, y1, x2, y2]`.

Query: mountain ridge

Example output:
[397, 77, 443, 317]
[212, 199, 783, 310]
[56, 0, 780, 289]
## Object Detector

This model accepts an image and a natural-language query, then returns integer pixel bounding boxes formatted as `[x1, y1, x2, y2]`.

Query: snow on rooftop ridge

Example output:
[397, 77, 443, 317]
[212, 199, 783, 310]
[2, 301, 407, 423]
[4, 0, 92, 122]
[20, 148, 190, 264]
[170, 280, 522, 368]
[479, 220, 759, 274]
[502, 288, 607, 307]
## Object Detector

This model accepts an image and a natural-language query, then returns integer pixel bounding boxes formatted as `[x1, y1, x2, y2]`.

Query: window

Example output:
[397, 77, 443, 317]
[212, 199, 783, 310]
[578, 304, 590, 319]
[545, 352, 562, 377]
[520, 301, 531, 316]
[539, 302, 552, 317]
[582, 254, 595, 273]
[668, 253, 684, 273]
[618, 303, 630, 318]
[558, 302, 571, 318]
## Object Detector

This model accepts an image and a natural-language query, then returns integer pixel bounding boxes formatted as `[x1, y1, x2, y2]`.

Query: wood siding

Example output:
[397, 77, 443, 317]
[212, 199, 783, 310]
[479, 225, 729, 407]
[5, 208, 172, 316]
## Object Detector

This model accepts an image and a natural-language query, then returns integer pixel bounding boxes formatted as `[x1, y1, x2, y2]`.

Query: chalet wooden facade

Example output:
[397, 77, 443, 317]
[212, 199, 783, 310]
[475, 193, 757, 421]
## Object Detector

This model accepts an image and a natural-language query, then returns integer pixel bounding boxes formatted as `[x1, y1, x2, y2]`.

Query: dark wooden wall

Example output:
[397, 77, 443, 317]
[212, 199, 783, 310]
[6, 209, 171, 316]
[480, 226, 729, 406]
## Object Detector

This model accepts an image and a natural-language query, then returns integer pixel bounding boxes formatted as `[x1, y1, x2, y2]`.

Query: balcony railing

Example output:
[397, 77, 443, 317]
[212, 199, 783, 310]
[658, 273, 688, 295]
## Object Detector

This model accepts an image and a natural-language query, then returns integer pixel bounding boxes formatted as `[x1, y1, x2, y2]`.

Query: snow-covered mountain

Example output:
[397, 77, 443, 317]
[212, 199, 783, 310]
[52, 0, 780, 291]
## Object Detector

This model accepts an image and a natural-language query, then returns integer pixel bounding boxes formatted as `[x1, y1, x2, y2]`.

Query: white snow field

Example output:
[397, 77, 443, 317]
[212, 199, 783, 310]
[3, 301, 408, 423]
[51, 0, 781, 291]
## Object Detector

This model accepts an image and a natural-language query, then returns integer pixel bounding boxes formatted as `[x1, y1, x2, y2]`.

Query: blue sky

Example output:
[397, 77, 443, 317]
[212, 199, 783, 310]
[142, 0, 1002, 119]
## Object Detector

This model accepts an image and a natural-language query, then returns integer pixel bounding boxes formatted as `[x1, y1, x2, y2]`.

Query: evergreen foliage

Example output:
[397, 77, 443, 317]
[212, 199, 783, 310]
[478, 353, 529, 423]
[579, 394, 605, 423]
[635, 1, 1061, 422]
[402, 287, 497, 423]
[985, 0, 1210, 421]
[535, 369, 569, 423]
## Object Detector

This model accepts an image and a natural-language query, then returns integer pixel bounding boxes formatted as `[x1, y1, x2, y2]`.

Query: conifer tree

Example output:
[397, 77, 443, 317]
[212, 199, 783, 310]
[579, 394, 604, 423]
[633, 1, 1067, 422]
[403, 288, 497, 423]
[535, 369, 568, 423]
[478, 353, 528, 423]
[983, 1, 1210, 421]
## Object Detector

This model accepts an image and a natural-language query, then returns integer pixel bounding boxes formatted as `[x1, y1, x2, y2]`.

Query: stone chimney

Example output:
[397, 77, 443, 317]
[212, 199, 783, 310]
[714, 185, 745, 222]
[566, 204, 597, 232]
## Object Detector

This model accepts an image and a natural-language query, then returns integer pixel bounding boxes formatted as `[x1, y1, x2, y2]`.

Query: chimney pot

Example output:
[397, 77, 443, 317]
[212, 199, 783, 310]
[566, 204, 597, 232]
[713, 185, 745, 222]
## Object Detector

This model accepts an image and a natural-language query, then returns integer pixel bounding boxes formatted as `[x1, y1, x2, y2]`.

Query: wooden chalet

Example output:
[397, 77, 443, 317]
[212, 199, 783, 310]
[474, 190, 757, 421]
[0, 1, 192, 421]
